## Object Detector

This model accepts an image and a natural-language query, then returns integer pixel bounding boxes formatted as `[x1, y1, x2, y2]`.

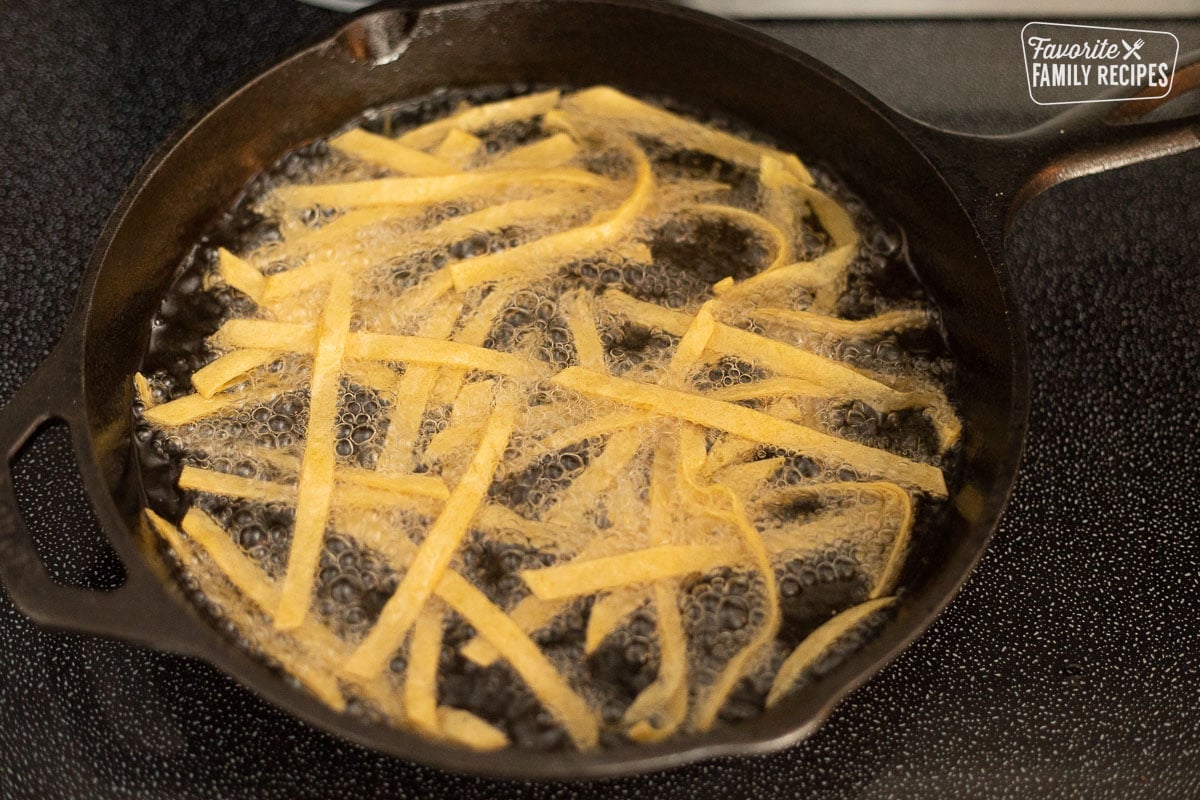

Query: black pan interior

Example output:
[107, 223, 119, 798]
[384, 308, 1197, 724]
[73, 0, 1024, 778]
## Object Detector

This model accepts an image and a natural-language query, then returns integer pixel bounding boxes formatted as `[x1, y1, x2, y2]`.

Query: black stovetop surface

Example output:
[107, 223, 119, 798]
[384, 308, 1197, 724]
[1, 3, 1198, 798]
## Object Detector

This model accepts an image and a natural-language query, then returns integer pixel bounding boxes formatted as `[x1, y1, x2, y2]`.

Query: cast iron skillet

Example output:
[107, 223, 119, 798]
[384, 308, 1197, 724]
[0, 0, 1196, 780]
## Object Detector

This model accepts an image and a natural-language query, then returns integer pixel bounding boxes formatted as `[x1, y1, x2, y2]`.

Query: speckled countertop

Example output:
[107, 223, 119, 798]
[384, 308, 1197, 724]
[1, 3, 1198, 798]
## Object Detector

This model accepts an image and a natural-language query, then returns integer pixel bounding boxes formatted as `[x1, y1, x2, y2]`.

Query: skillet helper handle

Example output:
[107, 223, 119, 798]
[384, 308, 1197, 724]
[0, 344, 205, 656]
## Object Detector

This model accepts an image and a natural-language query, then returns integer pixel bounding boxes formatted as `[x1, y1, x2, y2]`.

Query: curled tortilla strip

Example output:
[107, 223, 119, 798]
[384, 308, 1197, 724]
[437, 707, 509, 751]
[713, 243, 857, 312]
[487, 133, 578, 170]
[433, 129, 484, 166]
[765, 596, 897, 708]
[404, 602, 445, 735]
[682, 204, 792, 273]
[345, 405, 516, 680]
[218, 248, 266, 303]
[449, 131, 653, 290]
[276, 272, 355, 630]
[275, 166, 603, 210]
[330, 127, 458, 176]
[563, 86, 806, 177]
[434, 570, 599, 749]
[521, 544, 745, 601]
[397, 90, 562, 151]
[551, 367, 947, 495]
[191, 349, 275, 398]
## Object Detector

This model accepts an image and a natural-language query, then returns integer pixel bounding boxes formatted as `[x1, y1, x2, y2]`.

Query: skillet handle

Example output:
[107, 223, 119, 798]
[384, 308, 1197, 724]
[893, 47, 1200, 263]
[0, 343, 206, 657]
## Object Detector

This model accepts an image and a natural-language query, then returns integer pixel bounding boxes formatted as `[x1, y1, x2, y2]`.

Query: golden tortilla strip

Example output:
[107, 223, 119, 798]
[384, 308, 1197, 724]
[178, 466, 293, 504]
[275, 167, 602, 209]
[191, 349, 275, 398]
[449, 132, 652, 290]
[565, 291, 607, 372]
[751, 306, 932, 338]
[712, 243, 856, 312]
[584, 587, 650, 654]
[433, 129, 484, 166]
[428, 288, 512, 406]
[265, 206, 426, 263]
[535, 409, 652, 454]
[424, 420, 484, 462]
[423, 377, 497, 461]
[142, 386, 269, 427]
[133, 372, 155, 408]
[397, 90, 562, 151]
[404, 602, 445, 736]
[330, 127, 458, 176]
[758, 154, 856, 249]
[151, 509, 348, 712]
[765, 596, 897, 708]
[473, 503, 567, 551]
[685, 204, 791, 273]
[551, 367, 947, 495]
[213, 319, 545, 379]
[487, 133, 578, 170]
[544, 428, 645, 524]
[337, 467, 450, 501]
[624, 437, 688, 741]
[343, 361, 402, 397]
[707, 376, 839, 403]
[710, 456, 786, 496]
[436, 707, 509, 751]
[345, 405, 516, 679]
[434, 570, 599, 749]
[521, 543, 745, 601]
[262, 192, 593, 303]
[218, 248, 266, 303]
[459, 594, 561, 667]
[277, 272, 355, 630]
[865, 483, 915, 598]
[563, 86, 806, 177]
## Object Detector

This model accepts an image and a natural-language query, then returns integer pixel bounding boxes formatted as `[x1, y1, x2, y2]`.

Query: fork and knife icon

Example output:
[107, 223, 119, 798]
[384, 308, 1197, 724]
[1121, 38, 1145, 60]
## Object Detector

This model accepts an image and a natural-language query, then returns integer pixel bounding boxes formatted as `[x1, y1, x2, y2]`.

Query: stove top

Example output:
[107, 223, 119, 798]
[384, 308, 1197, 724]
[1, 3, 1197, 798]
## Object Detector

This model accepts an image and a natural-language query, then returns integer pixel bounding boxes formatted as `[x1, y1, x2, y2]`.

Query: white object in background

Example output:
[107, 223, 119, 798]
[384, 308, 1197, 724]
[297, 0, 376, 11]
[679, 0, 1200, 17]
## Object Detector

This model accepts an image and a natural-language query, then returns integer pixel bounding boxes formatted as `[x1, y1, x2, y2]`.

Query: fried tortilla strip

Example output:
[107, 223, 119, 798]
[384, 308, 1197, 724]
[404, 602, 445, 736]
[133, 372, 155, 408]
[751, 306, 932, 338]
[535, 410, 652, 454]
[683, 204, 791, 273]
[765, 596, 897, 708]
[265, 206, 427, 264]
[213, 320, 545, 379]
[344, 361, 402, 398]
[397, 90, 562, 150]
[337, 468, 450, 501]
[423, 379, 497, 461]
[474, 503, 567, 551]
[563, 86, 808, 178]
[277, 272, 354, 630]
[217, 248, 266, 303]
[707, 376, 839, 403]
[345, 405, 516, 679]
[624, 437, 689, 741]
[565, 291, 607, 372]
[275, 167, 603, 209]
[428, 288, 511, 406]
[551, 367, 947, 495]
[459, 595, 563, 667]
[521, 544, 745, 601]
[434, 570, 599, 749]
[544, 428, 645, 524]
[151, 510, 347, 712]
[436, 707, 509, 751]
[178, 465, 448, 507]
[377, 300, 464, 472]
[191, 349, 275, 398]
[713, 244, 857, 311]
[178, 466, 293, 504]
[488, 133, 579, 170]
[710, 456, 786, 496]
[142, 386, 269, 427]
[263, 192, 594, 302]
[433, 129, 484, 166]
[330, 127, 458, 176]
[449, 132, 653, 290]
[584, 587, 650, 654]
[759, 154, 856, 249]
